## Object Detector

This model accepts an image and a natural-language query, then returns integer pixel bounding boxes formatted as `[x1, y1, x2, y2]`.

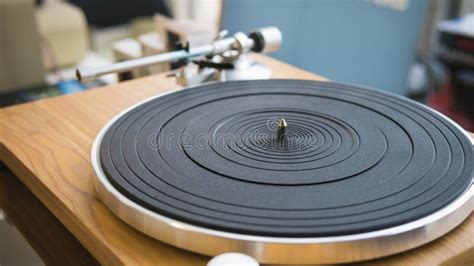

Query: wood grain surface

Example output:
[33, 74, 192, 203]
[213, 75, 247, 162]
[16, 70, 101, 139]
[0, 54, 472, 265]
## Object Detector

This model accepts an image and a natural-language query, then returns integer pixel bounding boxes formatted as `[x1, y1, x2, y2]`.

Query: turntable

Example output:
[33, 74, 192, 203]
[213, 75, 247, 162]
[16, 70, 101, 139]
[0, 27, 472, 265]
[91, 79, 473, 264]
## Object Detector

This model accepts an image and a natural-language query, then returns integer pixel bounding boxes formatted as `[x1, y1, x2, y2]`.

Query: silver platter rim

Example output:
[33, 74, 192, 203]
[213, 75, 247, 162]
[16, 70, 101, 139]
[91, 80, 474, 264]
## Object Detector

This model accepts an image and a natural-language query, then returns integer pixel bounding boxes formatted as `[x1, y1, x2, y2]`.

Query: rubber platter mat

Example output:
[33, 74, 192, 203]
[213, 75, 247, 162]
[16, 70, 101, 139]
[98, 80, 473, 237]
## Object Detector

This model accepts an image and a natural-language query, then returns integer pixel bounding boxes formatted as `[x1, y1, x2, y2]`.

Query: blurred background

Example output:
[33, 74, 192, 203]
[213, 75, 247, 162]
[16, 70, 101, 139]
[1, 0, 474, 264]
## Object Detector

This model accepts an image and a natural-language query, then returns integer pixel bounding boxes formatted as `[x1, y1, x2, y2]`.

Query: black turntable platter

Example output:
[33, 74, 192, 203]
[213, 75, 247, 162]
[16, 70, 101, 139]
[98, 80, 473, 237]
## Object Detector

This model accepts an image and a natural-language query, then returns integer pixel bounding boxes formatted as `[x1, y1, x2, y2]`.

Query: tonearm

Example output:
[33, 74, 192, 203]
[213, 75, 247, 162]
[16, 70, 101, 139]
[76, 27, 282, 86]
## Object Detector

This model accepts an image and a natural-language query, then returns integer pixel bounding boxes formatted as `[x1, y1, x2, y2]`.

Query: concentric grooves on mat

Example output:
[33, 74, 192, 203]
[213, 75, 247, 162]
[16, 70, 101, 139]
[99, 80, 473, 237]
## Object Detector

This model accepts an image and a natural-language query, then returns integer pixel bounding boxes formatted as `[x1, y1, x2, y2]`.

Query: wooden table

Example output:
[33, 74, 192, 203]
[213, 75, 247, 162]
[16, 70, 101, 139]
[0, 54, 472, 265]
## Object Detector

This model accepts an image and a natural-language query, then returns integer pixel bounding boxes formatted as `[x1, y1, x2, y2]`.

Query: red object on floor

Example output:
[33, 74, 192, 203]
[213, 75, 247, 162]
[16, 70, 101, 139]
[426, 83, 474, 131]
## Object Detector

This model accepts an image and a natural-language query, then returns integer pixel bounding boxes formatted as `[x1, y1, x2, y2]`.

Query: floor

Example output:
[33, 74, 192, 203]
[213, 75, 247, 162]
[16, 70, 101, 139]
[0, 212, 43, 266]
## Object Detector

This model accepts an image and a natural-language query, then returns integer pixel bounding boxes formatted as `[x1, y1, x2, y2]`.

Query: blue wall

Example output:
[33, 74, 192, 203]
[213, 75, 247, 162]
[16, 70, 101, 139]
[222, 0, 427, 94]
